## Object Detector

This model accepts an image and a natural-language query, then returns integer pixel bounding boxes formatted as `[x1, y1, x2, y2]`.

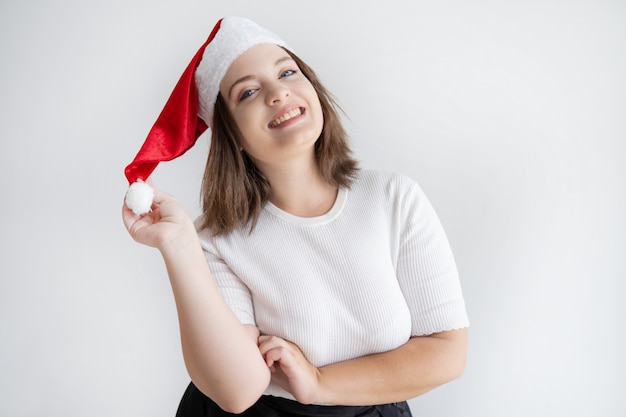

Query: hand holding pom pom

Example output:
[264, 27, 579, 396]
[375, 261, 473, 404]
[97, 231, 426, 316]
[122, 184, 195, 250]
[125, 181, 155, 216]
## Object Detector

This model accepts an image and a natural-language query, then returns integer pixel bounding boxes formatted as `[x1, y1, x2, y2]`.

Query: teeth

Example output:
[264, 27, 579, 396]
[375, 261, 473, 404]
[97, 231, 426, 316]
[271, 108, 302, 127]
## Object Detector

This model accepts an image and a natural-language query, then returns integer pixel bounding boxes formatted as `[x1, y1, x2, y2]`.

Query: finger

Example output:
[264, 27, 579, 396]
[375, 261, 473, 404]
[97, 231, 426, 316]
[264, 347, 282, 368]
[257, 335, 288, 356]
[264, 343, 302, 370]
[149, 184, 167, 200]
[121, 202, 140, 232]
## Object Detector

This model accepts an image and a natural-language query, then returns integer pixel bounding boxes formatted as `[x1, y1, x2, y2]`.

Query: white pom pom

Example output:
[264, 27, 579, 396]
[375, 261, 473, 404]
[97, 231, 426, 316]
[125, 181, 154, 216]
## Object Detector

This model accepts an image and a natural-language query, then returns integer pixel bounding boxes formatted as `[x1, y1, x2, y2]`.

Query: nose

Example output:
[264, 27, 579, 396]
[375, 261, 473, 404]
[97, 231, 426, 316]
[266, 82, 290, 105]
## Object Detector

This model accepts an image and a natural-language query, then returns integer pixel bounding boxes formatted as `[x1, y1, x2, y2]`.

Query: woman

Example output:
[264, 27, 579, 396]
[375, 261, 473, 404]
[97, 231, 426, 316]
[123, 16, 469, 417]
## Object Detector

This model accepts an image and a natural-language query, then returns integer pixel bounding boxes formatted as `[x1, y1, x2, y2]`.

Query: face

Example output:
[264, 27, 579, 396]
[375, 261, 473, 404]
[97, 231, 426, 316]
[219, 43, 324, 170]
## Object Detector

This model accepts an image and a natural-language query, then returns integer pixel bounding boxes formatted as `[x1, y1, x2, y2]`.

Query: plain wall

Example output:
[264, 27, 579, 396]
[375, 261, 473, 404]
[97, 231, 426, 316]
[1, 0, 624, 416]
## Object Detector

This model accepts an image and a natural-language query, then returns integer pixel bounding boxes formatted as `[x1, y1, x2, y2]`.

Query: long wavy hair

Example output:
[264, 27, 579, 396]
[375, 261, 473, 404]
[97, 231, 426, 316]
[199, 48, 359, 236]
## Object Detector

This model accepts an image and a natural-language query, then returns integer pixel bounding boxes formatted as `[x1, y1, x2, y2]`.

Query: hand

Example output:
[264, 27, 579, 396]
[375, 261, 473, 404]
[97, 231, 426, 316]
[122, 184, 195, 250]
[258, 335, 321, 404]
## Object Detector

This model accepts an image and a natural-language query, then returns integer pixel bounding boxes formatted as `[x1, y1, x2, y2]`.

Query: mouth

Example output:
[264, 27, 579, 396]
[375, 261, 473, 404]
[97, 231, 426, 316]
[269, 107, 305, 128]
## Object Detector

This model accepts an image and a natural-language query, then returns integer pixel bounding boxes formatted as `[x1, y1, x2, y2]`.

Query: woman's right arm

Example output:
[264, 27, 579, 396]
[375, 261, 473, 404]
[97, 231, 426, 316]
[122, 187, 270, 413]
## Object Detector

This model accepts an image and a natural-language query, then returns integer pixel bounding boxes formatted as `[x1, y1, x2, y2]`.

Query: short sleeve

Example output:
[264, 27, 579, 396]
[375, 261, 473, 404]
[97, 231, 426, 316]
[198, 235, 256, 326]
[394, 179, 469, 336]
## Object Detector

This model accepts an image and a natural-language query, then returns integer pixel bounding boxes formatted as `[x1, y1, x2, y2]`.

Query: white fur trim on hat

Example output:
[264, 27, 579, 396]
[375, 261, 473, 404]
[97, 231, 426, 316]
[195, 17, 290, 126]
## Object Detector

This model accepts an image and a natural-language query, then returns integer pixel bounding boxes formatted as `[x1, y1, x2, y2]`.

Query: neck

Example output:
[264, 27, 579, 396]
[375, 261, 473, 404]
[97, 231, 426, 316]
[259, 155, 338, 218]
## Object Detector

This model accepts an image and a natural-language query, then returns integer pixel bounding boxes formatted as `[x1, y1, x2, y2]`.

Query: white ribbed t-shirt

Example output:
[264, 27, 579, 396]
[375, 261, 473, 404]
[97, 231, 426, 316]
[196, 169, 469, 399]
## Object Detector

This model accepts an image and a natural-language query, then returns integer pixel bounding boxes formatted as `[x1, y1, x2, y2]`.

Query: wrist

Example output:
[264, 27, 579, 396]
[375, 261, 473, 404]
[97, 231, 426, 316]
[311, 367, 331, 405]
[158, 221, 201, 256]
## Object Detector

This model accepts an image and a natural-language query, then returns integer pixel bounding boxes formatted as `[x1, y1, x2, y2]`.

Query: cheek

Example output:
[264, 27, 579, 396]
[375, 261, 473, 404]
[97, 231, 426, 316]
[312, 99, 324, 129]
[306, 88, 324, 122]
[232, 109, 255, 135]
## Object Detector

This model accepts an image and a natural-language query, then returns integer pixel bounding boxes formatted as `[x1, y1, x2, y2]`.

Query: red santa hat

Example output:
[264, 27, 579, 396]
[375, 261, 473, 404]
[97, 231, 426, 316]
[124, 17, 289, 215]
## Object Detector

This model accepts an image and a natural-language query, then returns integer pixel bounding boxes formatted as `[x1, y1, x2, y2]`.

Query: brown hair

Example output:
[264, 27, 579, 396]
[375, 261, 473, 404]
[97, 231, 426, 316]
[199, 48, 359, 236]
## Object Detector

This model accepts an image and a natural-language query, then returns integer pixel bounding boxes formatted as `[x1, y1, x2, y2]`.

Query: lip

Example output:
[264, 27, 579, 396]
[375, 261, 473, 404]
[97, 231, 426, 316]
[268, 106, 306, 128]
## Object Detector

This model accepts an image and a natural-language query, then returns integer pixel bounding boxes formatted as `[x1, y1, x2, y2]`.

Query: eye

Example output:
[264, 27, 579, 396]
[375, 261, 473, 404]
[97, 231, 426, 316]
[280, 69, 296, 78]
[239, 88, 257, 101]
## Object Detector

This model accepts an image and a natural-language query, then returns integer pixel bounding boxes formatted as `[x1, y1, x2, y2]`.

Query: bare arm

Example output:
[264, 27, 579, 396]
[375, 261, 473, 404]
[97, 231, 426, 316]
[315, 328, 468, 405]
[122, 187, 270, 413]
[259, 328, 467, 406]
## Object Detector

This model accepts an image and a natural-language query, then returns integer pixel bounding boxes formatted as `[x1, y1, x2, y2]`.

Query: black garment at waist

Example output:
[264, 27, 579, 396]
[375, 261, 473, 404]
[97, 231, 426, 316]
[175, 382, 413, 417]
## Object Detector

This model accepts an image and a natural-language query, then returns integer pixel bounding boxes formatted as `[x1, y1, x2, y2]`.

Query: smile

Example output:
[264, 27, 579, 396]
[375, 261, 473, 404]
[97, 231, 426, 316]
[269, 107, 304, 128]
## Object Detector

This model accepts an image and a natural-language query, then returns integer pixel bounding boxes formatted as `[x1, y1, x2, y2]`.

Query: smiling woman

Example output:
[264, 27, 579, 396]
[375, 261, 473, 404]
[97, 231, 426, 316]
[203, 43, 358, 233]
[217, 44, 325, 182]
[121, 16, 469, 417]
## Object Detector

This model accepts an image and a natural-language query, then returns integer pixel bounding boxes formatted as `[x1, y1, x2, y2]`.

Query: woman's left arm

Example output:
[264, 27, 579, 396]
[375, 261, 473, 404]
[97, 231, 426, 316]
[258, 327, 468, 406]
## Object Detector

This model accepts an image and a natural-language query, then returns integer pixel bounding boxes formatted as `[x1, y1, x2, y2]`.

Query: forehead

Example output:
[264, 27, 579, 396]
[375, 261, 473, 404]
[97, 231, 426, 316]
[220, 44, 292, 89]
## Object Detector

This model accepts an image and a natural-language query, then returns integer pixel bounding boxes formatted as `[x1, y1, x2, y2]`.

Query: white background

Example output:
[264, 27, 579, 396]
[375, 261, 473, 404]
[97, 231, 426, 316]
[1, 1, 624, 416]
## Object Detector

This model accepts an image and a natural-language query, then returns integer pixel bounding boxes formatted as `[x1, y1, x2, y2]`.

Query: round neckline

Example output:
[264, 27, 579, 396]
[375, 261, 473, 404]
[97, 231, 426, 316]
[263, 187, 347, 226]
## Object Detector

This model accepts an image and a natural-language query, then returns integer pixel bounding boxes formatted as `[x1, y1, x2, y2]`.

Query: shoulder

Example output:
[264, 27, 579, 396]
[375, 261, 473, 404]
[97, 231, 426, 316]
[352, 169, 421, 199]
[193, 216, 220, 254]
[355, 168, 417, 186]
[350, 170, 437, 228]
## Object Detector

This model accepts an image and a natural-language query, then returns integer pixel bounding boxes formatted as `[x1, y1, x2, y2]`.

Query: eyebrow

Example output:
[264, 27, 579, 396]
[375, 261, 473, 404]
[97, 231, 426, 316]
[227, 55, 295, 100]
